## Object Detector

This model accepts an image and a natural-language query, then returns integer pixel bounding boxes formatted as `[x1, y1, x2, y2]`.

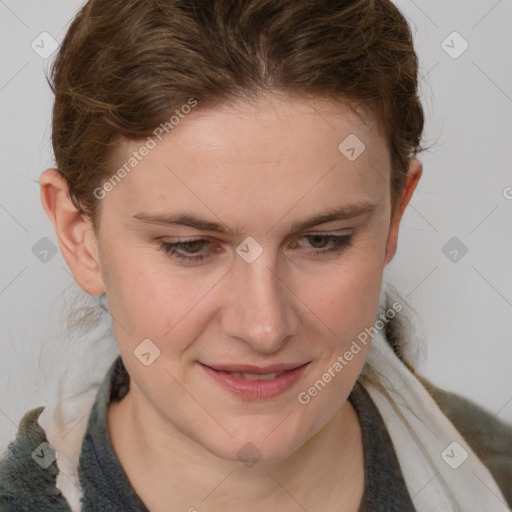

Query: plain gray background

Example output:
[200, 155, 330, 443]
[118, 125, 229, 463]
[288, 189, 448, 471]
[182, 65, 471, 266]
[1, 0, 511, 453]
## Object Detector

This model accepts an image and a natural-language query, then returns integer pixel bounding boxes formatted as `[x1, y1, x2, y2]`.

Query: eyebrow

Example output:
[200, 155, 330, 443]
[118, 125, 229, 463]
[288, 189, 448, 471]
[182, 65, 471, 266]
[132, 200, 378, 236]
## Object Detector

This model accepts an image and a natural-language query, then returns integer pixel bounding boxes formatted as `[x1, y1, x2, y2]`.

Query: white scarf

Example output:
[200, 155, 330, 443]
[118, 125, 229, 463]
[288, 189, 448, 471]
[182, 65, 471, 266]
[36, 293, 509, 512]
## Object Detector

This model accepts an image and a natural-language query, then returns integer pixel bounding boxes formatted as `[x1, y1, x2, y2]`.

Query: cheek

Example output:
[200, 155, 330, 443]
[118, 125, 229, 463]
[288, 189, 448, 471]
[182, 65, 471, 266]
[302, 255, 385, 342]
[99, 244, 164, 327]
[102, 246, 223, 350]
[299, 262, 382, 411]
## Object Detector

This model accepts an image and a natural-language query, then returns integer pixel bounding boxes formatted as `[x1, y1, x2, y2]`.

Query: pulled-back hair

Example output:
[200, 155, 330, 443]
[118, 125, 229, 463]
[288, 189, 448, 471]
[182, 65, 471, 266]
[50, 0, 426, 232]
[48, 0, 428, 371]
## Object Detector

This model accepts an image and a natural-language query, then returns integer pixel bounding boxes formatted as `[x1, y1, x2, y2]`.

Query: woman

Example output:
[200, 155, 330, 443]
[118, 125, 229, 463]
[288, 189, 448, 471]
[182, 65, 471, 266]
[1, 0, 510, 510]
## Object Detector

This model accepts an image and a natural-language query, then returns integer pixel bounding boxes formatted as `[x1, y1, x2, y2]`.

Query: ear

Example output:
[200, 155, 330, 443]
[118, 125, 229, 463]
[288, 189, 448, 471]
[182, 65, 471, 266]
[384, 158, 423, 266]
[39, 168, 106, 296]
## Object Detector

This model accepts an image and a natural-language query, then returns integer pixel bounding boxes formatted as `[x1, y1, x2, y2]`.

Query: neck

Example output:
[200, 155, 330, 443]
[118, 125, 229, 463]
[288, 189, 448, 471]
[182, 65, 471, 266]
[108, 383, 365, 512]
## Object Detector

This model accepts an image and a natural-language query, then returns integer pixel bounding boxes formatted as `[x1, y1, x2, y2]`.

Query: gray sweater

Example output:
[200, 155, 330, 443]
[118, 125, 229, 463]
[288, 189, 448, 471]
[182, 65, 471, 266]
[0, 355, 511, 511]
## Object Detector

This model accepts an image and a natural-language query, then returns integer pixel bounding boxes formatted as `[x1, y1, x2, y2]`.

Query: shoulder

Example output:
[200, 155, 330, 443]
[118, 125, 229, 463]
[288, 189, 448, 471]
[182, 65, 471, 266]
[416, 373, 512, 508]
[0, 406, 72, 511]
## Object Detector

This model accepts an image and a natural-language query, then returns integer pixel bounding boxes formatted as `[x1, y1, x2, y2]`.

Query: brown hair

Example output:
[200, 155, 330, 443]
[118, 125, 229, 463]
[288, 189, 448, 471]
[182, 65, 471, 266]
[48, 0, 428, 370]
[49, 0, 426, 234]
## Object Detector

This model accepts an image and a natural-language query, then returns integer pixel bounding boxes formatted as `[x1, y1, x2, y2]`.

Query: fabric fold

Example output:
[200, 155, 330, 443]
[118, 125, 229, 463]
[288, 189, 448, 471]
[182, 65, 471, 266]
[364, 328, 510, 512]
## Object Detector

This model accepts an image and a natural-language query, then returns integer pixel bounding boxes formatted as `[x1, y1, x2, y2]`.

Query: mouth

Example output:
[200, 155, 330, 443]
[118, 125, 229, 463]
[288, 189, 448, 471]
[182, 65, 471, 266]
[199, 361, 311, 400]
[222, 371, 286, 381]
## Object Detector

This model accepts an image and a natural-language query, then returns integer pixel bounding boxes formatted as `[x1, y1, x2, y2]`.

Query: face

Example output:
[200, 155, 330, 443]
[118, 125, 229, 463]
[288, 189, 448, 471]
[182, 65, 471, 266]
[75, 94, 412, 463]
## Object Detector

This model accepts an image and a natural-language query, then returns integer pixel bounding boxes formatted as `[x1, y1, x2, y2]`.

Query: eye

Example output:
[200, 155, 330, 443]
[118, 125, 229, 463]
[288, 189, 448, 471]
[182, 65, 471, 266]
[159, 238, 211, 262]
[294, 233, 353, 256]
[159, 232, 353, 263]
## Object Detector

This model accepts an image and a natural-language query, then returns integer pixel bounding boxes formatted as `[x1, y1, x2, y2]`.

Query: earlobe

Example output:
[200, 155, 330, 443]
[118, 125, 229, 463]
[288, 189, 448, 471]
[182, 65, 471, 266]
[384, 158, 423, 266]
[39, 168, 106, 296]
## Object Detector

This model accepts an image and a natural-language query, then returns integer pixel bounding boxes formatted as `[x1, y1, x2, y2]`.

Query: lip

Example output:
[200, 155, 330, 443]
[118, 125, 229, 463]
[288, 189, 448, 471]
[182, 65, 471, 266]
[203, 362, 306, 374]
[199, 361, 311, 400]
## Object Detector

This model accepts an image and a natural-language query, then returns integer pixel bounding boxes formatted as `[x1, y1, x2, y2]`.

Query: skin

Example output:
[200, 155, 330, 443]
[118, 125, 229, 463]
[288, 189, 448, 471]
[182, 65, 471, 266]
[40, 93, 422, 511]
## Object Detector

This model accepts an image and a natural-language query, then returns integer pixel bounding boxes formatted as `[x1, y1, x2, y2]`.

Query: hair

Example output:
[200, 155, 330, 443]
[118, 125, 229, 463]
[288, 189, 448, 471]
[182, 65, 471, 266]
[47, 0, 430, 372]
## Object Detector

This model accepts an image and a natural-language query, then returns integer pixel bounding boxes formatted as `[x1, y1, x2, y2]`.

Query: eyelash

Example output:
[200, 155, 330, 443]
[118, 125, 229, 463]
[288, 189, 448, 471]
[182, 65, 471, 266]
[159, 233, 353, 263]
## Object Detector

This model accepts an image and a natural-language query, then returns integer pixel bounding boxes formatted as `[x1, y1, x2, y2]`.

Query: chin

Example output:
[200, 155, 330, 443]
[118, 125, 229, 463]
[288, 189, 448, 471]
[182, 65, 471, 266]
[202, 428, 304, 467]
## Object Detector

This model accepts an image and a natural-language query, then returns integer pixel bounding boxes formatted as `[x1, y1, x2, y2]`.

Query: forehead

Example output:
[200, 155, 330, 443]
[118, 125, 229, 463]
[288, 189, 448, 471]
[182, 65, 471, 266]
[157, 94, 384, 161]
[106, 94, 390, 217]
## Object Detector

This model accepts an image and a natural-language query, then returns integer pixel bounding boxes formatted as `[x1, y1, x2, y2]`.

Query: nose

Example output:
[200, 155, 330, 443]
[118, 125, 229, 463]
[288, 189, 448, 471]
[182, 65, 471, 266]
[221, 253, 300, 354]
